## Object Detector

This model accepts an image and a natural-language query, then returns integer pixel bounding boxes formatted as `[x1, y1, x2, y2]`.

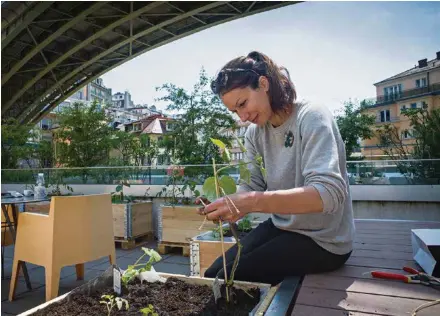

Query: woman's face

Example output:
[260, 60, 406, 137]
[221, 77, 272, 126]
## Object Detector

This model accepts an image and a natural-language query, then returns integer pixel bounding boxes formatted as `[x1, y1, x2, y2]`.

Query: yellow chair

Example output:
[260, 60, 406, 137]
[9, 194, 116, 302]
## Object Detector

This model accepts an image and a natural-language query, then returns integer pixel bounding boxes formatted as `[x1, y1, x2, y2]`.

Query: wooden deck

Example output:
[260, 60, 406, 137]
[292, 219, 440, 316]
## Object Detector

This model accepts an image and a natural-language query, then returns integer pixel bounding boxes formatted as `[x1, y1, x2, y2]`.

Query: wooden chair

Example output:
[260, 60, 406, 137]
[9, 194, 116, 302]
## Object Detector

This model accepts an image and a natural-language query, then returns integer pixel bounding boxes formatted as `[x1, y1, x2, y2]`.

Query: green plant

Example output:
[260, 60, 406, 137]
[140, 304, 159, 316]
[111, 180, 135, 204]
[211, 225, 229, 239]
[237, 215, 253, 233]
[99, 294, 129, 316]
[200, 136, 265, 302]
[121, 248, 162, 286]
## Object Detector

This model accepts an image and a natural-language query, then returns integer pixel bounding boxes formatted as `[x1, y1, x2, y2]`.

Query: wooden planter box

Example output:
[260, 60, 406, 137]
[18, 273, 278, 316]
[190, 221, 261, 277]
[159, 205, 217, 256]
[190, 230, 236, 277]
[112, 201, 153, 249]
[25, 201, 50, 214]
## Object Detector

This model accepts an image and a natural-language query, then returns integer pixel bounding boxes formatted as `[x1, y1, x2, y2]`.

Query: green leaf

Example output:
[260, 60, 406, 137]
[116, 185, 123, 192]
[210, 138, 226, 149]
[202, 177, 217, 202]
[222, 147, 231, 163]
[219, 175, 236, 195]
[239, 164, 251, 184]
[194, 190, 200, 197]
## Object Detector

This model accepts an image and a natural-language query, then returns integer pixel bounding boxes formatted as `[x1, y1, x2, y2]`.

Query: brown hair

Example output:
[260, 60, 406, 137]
[211, 51, 296, 113]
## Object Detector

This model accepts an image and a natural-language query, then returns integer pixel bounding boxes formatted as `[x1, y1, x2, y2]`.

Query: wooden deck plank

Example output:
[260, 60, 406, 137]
[346, 256, 419, 270]
[292, 304, 378, 316]
[352, 249, 414, 260]
[301, 274, 440, 300]
[355, 236, 412, 246]
[294, 287, 440, 316]
[354, 242, 414, 253]
[294, 220, 440, 316]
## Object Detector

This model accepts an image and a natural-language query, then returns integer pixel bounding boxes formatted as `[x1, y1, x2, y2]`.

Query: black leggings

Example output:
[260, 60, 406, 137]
[204, 218, 351, 285]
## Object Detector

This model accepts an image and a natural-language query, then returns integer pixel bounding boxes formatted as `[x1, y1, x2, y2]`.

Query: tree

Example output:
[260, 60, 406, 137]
[335, 99, 376, 160]
[155, 68, 235, 168]
[376, 107, 440, 183]
[55, 101, 113, 168]
[1, 118, 36, 168]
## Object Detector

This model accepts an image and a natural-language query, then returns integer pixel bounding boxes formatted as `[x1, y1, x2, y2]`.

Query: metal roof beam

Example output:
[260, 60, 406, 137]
[166, 3, 207, 25]
[26, 26, 64, 98]
[245, 2, 257, 13]
[48, 7, 148, 50]
[1, 1, 107, 87]
[107, 3, 176, 37]
[2, 1, 164, 115]
[29, 23, 129, 59]
[1, 1, 54, 50]
[25, 1, 228, 123]
[226, 3, 242, 14]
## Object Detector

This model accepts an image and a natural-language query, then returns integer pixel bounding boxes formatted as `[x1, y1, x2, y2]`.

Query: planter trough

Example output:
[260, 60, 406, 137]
[18, 269, 280, 316]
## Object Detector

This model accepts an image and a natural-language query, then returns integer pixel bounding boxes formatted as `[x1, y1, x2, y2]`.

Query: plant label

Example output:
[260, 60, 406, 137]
[212, 276, 222, 303]
[113, 267, 122, 295]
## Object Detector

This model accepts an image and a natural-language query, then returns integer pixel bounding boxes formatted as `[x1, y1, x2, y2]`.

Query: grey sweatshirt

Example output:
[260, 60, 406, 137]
[238, 102, 355, 255]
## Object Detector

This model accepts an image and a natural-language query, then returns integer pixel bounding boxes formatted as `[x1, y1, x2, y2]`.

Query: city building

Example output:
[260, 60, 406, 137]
[112, 91, 134, 109]
[119, 114, 176, 165]
[361, 51, 440, 159]
[220, 120, 251, 164]
[89, 78, 112, 106]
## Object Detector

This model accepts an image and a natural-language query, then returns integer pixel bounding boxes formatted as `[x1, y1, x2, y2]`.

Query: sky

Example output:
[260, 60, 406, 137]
[101, 1, 440, 115]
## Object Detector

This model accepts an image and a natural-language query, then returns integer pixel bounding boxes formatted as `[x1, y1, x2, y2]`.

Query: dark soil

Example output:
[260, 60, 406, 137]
[31, 277, 260, 316]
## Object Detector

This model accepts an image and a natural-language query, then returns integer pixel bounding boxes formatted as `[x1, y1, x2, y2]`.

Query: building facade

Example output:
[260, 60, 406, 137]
[361, 52, 440, 159]
[112, 91, 134, 109]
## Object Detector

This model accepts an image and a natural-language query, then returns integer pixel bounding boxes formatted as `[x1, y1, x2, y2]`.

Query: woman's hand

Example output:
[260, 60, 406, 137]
[196, 192, 259, 223]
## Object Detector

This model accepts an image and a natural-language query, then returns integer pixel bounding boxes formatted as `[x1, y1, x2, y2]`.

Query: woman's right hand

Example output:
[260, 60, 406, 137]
[195, 196, 211, 207]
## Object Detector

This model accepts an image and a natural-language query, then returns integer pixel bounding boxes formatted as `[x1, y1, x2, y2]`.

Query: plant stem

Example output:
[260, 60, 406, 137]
[213, 157, 230, 303]
[216, 161, 253, 175]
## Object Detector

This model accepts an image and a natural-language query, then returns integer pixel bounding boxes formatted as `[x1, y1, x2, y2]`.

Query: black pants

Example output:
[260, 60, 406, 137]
[204, 218, 351, 285]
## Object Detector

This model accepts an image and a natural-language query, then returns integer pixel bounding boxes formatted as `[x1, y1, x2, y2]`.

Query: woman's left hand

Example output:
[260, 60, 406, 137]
[197, 191, 259, 222]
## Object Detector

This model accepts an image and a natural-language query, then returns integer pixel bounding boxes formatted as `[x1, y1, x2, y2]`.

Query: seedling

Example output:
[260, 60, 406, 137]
[237, 215, 253, 233]
[111, 181, 135, 203]
[140, 304, 159, 316]
[100, 294, 129, 316]
[122, 247, 162, 286]
[200, 136, 265, 303]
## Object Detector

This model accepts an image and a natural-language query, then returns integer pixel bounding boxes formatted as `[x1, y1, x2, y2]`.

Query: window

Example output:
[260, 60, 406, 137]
[379, 109, 390, 122]
[400, 105, 407, 113]
[416, 78, 427, 88]
[411, 103, 417, 109]
[402, 130, 412, 140]
[384, 84, 402, 100]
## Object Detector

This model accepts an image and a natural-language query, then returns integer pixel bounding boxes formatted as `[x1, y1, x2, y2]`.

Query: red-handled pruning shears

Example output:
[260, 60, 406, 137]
[371, 266, 440, 286]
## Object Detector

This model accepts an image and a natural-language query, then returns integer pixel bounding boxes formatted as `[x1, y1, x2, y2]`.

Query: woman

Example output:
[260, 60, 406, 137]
[196, 51, 355, 286]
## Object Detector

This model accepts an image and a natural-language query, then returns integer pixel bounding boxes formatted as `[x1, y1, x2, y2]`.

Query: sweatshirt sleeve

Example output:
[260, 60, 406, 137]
[237, 129, 267, 193]
[299, 105, 348, 214]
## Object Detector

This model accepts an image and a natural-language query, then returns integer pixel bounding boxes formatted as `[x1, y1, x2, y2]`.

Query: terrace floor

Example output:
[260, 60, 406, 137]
[292, 219, 440, 316]
[1, 219, 440, 315]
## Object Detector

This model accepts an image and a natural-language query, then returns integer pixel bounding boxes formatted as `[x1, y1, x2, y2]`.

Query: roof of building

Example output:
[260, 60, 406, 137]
[374, 55, 440, 85]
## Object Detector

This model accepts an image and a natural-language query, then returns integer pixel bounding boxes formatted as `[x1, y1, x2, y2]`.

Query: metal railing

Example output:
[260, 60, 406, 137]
[2, 160, 440, 186]
[366, 83, 440, 106]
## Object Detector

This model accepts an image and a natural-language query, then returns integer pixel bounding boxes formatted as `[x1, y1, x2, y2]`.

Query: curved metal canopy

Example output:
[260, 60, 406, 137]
[1, 1, 298, 124]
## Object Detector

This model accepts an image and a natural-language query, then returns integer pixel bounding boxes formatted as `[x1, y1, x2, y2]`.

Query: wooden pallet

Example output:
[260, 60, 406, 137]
[114, 231, 154, 250]
[158, 241, 190, 257]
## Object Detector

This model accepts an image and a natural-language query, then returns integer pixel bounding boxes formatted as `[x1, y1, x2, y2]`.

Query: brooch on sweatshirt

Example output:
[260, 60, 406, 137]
[284, 131, 294, 148]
